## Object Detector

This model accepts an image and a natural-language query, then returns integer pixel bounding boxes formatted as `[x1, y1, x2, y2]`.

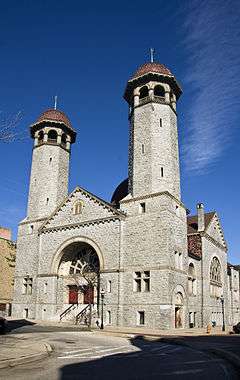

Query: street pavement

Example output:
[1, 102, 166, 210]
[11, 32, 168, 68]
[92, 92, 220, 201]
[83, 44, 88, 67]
[0, 325, 239, 380]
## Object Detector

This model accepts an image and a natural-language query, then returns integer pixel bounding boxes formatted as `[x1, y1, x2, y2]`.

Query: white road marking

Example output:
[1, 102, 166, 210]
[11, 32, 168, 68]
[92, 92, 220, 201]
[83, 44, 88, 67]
[97, 345, 132, 353]
[63, 346, 102, 354]
[150, 344, 172, 352]
[58, 343, 179, 360]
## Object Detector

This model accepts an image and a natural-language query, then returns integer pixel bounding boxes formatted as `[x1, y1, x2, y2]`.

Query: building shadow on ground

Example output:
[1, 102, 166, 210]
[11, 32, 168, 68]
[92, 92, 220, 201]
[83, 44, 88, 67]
[5, 318, 36, 333]
[59, 334, 240, 380]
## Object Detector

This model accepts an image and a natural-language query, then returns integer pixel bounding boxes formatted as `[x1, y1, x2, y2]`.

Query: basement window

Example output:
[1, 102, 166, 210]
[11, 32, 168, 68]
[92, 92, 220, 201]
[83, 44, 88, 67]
[137, 311, 145, 325]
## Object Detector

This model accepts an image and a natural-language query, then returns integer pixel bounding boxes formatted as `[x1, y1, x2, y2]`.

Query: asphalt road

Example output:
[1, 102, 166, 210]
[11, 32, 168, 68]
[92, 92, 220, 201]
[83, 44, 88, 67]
[0, 328, 239, 380]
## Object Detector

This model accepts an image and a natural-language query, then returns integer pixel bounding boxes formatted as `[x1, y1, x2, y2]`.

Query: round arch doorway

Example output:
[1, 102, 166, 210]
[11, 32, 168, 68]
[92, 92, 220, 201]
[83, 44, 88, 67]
[57, 241, 100, 309]
[174, 292, 184, 328]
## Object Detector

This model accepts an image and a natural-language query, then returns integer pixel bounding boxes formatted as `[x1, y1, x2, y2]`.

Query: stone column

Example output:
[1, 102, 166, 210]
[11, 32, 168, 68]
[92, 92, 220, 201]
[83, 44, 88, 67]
[43, 131, 48, 142]
[134, 94, 139, 107]
[149, 88, 154, 100]
[34, 132, 38, 147]
[57, 133, 62, 144]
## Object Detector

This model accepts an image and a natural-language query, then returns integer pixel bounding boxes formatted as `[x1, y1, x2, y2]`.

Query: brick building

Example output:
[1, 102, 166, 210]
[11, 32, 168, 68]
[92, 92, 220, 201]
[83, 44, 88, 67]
[0, 227, 16, 316]
[12, 58, 240, 328]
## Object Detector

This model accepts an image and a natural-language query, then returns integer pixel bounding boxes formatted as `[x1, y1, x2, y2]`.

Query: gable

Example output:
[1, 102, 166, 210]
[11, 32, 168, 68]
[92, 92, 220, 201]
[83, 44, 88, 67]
[205, 213, 227, 248]
[40, 186, 124, 231]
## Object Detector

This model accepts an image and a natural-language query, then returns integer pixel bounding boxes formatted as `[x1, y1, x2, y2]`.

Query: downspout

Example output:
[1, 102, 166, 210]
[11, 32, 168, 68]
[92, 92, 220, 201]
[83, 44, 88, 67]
[197, 203, 205, 328]
[116, 219, 123, 326]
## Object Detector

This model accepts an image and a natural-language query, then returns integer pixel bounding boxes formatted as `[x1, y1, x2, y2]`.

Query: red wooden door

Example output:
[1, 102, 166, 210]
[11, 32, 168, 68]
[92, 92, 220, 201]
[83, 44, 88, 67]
[83, 286, 94, 304]
[69, 286, 78, 304]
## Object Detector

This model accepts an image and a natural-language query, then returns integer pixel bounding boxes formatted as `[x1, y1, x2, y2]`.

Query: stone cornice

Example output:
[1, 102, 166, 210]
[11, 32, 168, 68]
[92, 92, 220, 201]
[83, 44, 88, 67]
[130, 99, 177, 116]
[120, 190, 186, 209]
[19, 216, 48, 226]
[40, 185, 126, 232]
[39, 216, 122, 235]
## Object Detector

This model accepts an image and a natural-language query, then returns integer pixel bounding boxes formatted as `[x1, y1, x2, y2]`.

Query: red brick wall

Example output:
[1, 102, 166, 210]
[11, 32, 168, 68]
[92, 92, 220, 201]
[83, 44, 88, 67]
[0, 227, 11, 241]
[188, 234, 202, 258]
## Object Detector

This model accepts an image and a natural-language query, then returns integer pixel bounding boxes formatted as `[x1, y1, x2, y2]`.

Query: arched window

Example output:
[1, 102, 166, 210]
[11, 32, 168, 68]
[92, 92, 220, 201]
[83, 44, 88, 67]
[154, 85, 165, 97]
[69, 247, 100, 275]
[38, 130, 44, 143]
[188, 263, 195, 278]
[188, 263, 196, 296]
[61, 133, 67, 147]
[210, 257, 221, 284]
[48, 130, 57, 142]
[73, 201, 83, 215]
[210, 257, 222, 297]
[139, 86, 148, 99]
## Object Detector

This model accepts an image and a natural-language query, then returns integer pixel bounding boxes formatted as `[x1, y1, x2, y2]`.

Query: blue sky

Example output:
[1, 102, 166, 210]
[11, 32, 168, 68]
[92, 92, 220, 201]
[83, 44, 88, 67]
[0, 0, 239, 263]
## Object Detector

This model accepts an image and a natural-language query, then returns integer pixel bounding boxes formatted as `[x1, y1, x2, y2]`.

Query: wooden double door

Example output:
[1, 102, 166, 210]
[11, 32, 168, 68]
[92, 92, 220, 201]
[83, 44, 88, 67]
[68, 285, 94, 305]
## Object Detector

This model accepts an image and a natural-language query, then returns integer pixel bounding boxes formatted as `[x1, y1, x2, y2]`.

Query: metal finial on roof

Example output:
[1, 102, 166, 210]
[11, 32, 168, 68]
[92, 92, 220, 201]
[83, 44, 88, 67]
[54, 95, 58, 110]
[150, 48, 155, 63]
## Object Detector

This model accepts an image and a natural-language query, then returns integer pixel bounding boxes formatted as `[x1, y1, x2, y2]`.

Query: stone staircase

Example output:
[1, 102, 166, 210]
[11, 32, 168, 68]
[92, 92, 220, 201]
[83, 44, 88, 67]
[59, 303, 98, 325]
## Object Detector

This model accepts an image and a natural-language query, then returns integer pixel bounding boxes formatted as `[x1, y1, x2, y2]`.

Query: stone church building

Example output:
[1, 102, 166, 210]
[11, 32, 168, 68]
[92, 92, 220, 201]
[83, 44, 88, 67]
[12, 59, 240, 329]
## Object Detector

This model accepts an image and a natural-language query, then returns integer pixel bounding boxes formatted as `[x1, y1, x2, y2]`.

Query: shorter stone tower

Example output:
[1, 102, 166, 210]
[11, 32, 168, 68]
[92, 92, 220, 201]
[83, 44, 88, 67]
[27, 109, 76, 219]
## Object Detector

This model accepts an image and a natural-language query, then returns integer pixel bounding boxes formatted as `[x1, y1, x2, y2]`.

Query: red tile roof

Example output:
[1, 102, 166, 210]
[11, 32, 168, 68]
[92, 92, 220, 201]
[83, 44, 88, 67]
[187, 212, 215, 234]
[132, 62, 172, 79]
[36, 109, 72, 129]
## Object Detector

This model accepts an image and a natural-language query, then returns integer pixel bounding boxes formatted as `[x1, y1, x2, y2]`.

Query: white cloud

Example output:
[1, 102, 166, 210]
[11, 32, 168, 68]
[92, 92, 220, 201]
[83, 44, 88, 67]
[182, 0, 240, 172]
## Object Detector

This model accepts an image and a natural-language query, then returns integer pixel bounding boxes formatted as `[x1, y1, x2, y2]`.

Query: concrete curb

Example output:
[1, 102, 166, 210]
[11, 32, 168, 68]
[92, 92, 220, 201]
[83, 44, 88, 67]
[0, 343, 54, 369]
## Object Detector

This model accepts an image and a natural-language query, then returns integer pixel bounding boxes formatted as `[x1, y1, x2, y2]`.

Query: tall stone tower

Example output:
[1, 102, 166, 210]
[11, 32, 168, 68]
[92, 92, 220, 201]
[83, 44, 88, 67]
[27, 109, 76, 219]
[124, 60, 182, 200]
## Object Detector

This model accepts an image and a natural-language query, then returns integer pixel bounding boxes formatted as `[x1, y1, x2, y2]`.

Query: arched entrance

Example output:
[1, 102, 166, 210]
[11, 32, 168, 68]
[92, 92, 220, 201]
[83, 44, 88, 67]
[174, 292, 184, 328]
[57, 241, 100, 309]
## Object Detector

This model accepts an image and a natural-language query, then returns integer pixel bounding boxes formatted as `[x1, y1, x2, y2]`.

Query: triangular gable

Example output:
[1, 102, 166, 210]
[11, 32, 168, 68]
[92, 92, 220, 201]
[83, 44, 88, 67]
[40, 186, 125, 231]
[205, 212, 227, 249]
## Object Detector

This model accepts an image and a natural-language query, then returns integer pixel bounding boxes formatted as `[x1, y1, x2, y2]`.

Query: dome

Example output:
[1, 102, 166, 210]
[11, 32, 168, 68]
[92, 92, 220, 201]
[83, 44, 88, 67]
[36, 109, 72, 129]
[124, 61, 181, 103]
[111, 178, 129, 207]
[132, 62, 172, 79]
[30, 108, 76, 143]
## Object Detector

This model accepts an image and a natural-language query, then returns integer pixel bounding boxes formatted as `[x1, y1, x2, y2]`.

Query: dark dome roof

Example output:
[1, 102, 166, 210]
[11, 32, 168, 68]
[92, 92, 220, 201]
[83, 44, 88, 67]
[111, 178, 128, 207]
[132, 62, 172, 79]
[36, 109, 72, 129]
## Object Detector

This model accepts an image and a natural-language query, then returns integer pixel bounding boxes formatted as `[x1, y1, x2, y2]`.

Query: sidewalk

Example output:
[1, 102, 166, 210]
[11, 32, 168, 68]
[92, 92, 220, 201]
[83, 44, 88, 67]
[98, 325, 232, 337]
[0, 335, 52, 369]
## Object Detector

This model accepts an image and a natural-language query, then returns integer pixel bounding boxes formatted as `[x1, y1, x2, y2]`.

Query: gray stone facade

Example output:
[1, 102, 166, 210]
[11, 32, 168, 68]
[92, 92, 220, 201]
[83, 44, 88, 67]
[12, 61, 240, 329]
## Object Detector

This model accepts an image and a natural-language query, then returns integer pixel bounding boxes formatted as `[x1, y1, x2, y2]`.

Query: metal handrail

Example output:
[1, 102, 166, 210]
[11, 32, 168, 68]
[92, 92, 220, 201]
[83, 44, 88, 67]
[60, 303, 77, 321]
[75, 304, 90, 325]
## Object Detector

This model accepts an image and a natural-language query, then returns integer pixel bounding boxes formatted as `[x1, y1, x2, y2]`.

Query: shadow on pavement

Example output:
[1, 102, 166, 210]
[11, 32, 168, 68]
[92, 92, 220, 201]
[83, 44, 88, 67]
[5, 319, 36, 333]
[59, 335, 240, 380]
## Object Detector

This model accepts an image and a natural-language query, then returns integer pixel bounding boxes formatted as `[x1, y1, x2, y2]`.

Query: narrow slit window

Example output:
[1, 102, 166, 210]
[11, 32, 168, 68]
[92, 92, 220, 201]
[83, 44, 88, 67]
[107, 311, 112, 325]
[46, 198, 49, 205]
[49, 157, 52, 164]
[161, 167, 164, 177]
[107, 280, 112, 293]
[141, 144, 145, 154]
[160, 118, 163, 128]
[140, 202, 146, 214]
